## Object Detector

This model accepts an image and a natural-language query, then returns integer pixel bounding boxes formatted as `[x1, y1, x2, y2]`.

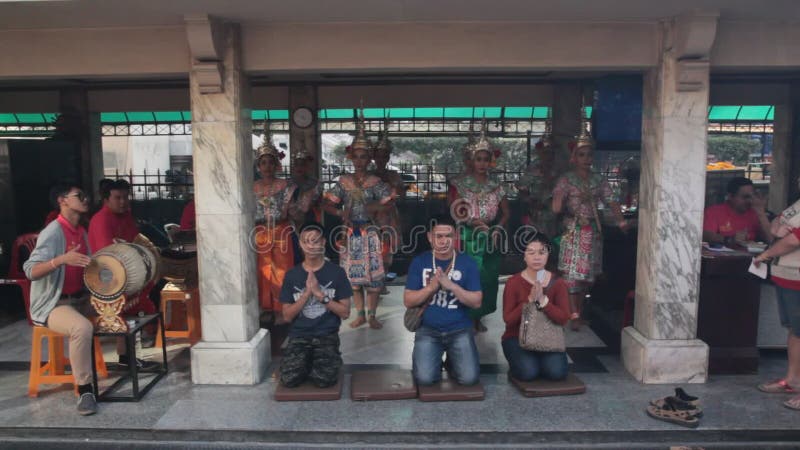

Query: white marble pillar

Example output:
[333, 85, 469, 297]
[189, 22, 270, 384]
[621, 20, 712, 384]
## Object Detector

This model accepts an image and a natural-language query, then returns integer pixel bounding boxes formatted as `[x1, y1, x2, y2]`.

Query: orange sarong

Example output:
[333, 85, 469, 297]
[255, 222, 294, 312]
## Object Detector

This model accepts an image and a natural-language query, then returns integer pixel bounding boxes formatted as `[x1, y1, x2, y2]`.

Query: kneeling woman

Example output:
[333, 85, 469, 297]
[502, 234, 571, 381]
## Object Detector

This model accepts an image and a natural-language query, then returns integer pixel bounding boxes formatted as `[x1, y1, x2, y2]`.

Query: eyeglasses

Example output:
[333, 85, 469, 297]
[64, 192, 88, 202]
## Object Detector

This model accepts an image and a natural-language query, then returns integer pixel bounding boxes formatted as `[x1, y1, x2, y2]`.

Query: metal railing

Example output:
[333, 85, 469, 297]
[109, 169, 194, 201]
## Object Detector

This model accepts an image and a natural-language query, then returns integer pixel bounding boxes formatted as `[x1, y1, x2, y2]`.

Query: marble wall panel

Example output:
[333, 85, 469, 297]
[196, 212, 257, 308]
[192, 122, 252, 216]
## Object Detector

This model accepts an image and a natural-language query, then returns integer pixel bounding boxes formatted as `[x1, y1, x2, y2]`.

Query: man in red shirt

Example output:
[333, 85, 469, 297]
[88, 180, 156, 318]
[703, 177, 772, 245]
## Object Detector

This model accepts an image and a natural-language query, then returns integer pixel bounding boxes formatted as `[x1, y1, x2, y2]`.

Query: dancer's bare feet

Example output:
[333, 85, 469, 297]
[350, 315, 366, 328]
[368, 316, 383, 329]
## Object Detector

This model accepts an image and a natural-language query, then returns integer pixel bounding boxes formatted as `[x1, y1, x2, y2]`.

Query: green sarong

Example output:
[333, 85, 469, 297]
[461, 225, 500, 320]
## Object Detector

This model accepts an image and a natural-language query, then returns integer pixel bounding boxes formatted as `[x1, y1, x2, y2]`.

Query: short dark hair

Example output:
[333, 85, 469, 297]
[49, 182, 79, 210]
[102, 179, 131, 200]
[298, 221, 324, 236]
[521, 231, 553, 251]
[726, 177, 753, 196]
[98, 178, 114, 199]
[428, 214, 456, 230]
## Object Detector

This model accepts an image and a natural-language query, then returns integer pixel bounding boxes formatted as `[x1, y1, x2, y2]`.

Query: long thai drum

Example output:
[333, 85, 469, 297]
[84, 242, 158, 301]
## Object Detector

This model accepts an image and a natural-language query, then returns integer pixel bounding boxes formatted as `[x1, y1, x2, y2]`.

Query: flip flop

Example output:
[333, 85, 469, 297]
[782, 395, 800, 411]
[649, 396, 703, 418]
[758, 379, 797, 394]
[646, 404, 700, 429]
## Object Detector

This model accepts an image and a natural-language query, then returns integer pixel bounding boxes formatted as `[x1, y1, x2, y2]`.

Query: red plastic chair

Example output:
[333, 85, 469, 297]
[1, 233, 38, 324]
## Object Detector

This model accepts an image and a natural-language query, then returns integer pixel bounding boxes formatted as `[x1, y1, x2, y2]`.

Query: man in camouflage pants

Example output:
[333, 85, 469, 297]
[279, 222, 353, 388]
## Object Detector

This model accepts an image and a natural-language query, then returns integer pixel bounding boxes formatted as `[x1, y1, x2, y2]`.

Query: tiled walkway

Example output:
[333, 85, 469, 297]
[0, 286, 798, 448]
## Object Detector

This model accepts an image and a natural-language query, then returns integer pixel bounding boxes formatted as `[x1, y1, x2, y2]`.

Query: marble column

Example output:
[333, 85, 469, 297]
[769, 104, 792, 213]
[189, 23, 270, 384]
[621, 21, 711, 384]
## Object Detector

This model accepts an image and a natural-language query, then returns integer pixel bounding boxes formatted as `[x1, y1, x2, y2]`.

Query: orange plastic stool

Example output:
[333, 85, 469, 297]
[28, 326, 108, 398]
[155, 282, 201, 348]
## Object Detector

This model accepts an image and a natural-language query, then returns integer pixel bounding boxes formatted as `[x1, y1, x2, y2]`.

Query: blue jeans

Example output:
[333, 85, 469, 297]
[412, 326, 480, 386]
[502, 337, 568, 381]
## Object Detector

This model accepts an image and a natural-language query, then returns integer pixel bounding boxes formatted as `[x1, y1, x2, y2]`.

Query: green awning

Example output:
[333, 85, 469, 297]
[707, 105, 774, 121]
[2, 105, 774, 127]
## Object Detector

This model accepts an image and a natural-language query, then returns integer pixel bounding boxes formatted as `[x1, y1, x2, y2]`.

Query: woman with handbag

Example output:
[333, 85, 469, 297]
[501, 233, 571, 381]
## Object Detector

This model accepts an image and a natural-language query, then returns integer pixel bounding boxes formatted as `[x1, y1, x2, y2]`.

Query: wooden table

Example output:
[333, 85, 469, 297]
[697, 247, 761, 374]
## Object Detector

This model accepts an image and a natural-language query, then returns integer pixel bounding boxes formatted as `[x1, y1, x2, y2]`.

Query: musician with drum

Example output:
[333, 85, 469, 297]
[24, 183, 146, 416]
[88, 179, 159, 339]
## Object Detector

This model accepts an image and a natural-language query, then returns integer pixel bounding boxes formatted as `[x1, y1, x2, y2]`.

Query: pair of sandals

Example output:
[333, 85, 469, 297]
[757, 378, 800, 411]
[646, 388, 703, 428]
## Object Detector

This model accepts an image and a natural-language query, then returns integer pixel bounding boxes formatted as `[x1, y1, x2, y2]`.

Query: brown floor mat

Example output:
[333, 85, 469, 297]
[351, 369, 418, 401]
[509, 373, 587, 397]
[417, 377, 484, 402]
[274, 373, 343, 401]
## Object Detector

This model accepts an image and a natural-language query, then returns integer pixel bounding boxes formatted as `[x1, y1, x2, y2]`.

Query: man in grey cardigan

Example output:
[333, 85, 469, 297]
[24, 183, 148, 415]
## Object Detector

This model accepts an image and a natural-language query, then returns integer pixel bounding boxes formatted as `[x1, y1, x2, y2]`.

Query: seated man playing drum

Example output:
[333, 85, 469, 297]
[24, 183, 151, 416]
[278, 222, 353, 388]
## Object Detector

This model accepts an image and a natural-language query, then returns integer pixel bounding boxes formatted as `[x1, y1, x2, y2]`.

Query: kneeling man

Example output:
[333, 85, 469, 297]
[404, 214, 483, 385]
[279, 222, 352, 388]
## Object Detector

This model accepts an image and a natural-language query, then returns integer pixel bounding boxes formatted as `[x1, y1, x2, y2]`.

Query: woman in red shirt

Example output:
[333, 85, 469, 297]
[502, 233, 571, 381]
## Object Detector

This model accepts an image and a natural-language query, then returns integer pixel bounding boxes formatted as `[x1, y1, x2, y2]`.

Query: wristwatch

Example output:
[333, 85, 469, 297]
[320, 294, 331, 305]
